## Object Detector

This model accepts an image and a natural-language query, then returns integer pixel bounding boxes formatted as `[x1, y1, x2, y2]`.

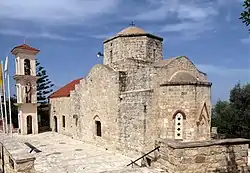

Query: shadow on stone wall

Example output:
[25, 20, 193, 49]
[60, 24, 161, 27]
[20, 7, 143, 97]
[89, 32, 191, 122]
[215, 145, 246, 173]
[38, 105, 51, 133]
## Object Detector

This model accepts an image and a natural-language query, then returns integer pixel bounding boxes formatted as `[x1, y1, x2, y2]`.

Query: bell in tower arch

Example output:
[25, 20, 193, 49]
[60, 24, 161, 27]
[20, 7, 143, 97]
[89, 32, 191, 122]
[24, 59, 31, 75]
[25, 82, 32, 103]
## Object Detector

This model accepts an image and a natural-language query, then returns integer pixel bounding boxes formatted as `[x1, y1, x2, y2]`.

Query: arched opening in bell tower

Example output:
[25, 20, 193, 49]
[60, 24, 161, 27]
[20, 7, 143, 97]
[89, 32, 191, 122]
[25, 82, 32, 103]
[24, 59, 31, 75]
[27, 115, 32, 134]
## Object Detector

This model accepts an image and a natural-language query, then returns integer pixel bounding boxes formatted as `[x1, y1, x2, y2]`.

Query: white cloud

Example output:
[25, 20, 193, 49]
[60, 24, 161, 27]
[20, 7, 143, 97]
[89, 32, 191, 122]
[217, 0, 243, 6]
[196, 63, 250, 103]
[128, 0, 219, 39]
[241, 37, 250, 44]
[196, 64, 250, 77]
[90, 33, 115, 40]
[160, 20, 215, 40]
[0, 29, 79, 41]
[177, 4, 218, 21]
[0, 0, 120, 25]
[132, 0, 218, 21]
[161, 21, 210, 32]
[225, 12, 231, 23]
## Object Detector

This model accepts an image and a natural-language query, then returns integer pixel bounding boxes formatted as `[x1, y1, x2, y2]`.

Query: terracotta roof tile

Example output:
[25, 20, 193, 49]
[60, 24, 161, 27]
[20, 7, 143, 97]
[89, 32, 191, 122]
[11, 44, 40, 53]
[49, 78, 83, 99]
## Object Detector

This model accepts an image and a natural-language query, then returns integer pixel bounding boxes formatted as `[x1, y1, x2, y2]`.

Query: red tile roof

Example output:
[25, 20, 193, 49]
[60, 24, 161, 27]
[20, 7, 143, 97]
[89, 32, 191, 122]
[11, 44, 40, 53]
[49, 78, 83, 99]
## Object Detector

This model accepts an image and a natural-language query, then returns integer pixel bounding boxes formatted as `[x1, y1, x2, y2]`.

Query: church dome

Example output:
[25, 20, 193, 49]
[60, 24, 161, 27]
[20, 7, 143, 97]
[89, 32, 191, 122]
[103, 25, 163, 43]
[170, 72, 198, 82]
[117, 26, 146, 36]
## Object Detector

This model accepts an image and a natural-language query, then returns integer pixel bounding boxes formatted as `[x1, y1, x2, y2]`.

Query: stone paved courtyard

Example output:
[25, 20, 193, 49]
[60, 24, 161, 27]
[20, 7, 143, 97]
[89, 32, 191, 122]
[13, 132, 162, 173]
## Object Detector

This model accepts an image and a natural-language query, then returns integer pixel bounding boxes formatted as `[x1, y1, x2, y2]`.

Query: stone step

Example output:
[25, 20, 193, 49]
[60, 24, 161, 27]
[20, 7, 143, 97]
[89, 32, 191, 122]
[100, 167, 164, 173]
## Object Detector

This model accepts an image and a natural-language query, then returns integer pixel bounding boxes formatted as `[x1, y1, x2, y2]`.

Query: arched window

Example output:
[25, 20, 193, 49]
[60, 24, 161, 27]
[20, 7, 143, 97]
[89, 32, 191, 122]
[173, 111, 186, 140]
[24, 59, 31, 75]
[62, 115, 66, 128]
[110, 50, 113, 63]
[54, 116, 58, 132]
[93, 115, 102, 137]
[153, 49, 156, 60]
[95, 121, 101, 137]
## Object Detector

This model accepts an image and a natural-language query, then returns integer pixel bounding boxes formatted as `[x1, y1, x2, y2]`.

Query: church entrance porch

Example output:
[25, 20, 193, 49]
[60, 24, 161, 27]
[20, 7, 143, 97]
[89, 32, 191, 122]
[27, 115, 32, 134]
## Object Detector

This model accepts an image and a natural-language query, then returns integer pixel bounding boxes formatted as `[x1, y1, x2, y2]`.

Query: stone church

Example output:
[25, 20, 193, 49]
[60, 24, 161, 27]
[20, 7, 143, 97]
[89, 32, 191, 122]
[2, 26, 248, 173]
[49, 25, 212, 153]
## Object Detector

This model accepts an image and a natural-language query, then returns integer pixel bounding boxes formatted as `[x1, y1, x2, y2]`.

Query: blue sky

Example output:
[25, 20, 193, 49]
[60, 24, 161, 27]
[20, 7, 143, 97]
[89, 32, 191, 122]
[0, 0, 249, 104]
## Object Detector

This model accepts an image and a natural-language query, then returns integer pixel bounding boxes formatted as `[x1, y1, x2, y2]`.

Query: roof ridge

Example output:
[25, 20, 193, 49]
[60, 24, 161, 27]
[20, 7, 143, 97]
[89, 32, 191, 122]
[11, 44, 40, 53]
[49, 78, 83, 99]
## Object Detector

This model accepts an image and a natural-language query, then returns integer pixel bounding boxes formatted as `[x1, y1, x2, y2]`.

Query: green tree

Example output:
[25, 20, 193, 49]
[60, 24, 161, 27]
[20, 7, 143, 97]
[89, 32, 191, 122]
[240, 0, 250, 31]
[1, 95, 18, 128]
[229, 83, 250, 137]
[212, 83, 250, 138]
[9, 95, 18, 128]
[36, 60, 54, 104]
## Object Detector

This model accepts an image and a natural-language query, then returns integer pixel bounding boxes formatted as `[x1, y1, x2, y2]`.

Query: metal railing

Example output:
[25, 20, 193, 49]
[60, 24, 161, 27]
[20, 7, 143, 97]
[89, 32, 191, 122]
[127, 146, 160, 167]
[1, 145, 4, 173]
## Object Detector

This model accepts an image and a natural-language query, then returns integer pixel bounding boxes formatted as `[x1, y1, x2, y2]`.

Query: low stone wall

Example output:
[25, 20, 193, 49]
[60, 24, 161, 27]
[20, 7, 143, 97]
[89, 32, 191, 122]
[248, 149, 250, 166]
[156, 138, 250, 173]
[0, 134, 36, 173]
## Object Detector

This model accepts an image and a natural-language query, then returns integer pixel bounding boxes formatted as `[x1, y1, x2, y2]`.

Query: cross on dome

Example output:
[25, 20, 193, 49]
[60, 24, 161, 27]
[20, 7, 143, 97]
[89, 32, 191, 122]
[129, 21, 135, 26]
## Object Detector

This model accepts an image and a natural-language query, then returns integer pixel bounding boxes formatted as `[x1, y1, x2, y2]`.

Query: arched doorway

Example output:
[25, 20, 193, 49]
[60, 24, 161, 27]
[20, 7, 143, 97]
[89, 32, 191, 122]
[27, 115, 32, 134]
[54, 116, 58, 132]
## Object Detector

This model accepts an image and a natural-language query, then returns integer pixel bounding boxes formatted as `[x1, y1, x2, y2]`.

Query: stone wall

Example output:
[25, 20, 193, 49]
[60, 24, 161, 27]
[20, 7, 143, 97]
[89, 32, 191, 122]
[118, 89, 153, 152]
[248, 148, 250, 166]
[103, 36, 162, 65]
[153, 56, 208, 82]
[156, 138, 250, 173]
[146, 37, 163, 63]
[74, 64, 120, 147]
[49, 27, 214, 156]
[120, 66, 152, 92]
[50, 97, 70, 135]
[151, 56, 212, 142]
[49, 56, 213, 155]
[156, 84, 211, 141]
[69, 81, 82, 139]
[0, 134, 36, 173]
[18, 104, 38, 135]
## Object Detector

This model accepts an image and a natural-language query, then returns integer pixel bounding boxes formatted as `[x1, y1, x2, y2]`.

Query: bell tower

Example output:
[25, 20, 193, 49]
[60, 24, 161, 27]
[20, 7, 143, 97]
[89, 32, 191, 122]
[11, 44, 40, 135]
